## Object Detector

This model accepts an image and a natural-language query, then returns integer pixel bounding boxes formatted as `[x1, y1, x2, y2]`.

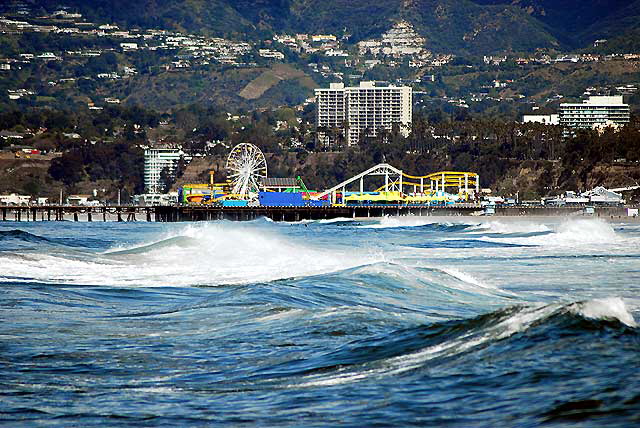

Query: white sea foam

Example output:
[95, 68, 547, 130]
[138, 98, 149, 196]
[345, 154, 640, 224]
[316, 217, 355, 224]
[0, 222, 378, 287]
[254, 308, 307, 322]
[467, 220, 551, 235]
[440, 267, 497, 290]
[359, 216, 461, 229]
[569, 297, 636, 327]
[554, 218, 618, 244]
[478, 218, 619, 248]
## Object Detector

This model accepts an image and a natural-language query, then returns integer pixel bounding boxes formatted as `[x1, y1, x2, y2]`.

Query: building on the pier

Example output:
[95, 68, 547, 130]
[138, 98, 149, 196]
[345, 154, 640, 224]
[582, 186, 624, 204]
[559, 96, 630, 132]
[66, 194, 97, 206]
[0, 193, 31, 205]
[315, 81, 412, 146]
[143, 146, 191, 193]
[133, 192, 179, 206]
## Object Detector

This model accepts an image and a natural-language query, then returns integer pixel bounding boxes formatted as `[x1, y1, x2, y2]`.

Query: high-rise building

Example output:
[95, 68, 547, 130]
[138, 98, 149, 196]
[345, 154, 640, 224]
[559, 96, 630, 131]
[315, 81, 412, 146]
[315, 82, 347, 146]
[143, 146, 190, 193]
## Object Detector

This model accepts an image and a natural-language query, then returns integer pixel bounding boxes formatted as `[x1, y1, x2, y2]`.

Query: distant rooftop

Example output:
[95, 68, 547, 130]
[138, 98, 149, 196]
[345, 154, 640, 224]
[261, 177, 299, 188]
[561, 95, 627, 106]
[322, 81, 406, 90]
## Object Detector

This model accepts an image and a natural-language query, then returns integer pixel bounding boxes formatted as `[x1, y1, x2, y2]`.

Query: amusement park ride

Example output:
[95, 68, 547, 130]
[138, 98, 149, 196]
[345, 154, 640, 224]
[5, 143, 632, 223]
[179, 143, 480, 207]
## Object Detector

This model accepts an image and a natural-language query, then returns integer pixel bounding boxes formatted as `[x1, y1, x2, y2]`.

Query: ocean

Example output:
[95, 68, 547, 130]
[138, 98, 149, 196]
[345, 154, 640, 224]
[1, 216, 639, 426]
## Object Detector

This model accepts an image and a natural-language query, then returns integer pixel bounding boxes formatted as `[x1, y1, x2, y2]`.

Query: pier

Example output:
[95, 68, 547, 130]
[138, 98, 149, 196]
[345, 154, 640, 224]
[0, 205, 154, 222]
[0, 204, 635, 222]
[155, 204, 483, 222]
[0, 204, 481, 222]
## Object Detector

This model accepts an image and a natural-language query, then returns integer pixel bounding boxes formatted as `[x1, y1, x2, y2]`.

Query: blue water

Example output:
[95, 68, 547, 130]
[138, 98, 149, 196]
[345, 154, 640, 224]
[1, 216, 639, 426]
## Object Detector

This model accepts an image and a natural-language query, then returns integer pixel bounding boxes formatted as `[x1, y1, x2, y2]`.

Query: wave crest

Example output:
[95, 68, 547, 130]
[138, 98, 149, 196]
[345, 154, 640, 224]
[281, 297, 636, 387]
[569, 297, 636, 327]
[0, 229, 52, 244]
[0, 222, 378, 287]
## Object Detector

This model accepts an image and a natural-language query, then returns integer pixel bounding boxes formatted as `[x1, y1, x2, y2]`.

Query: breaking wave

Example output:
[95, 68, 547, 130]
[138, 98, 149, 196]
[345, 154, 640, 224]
[358, 216, 473, 230]
[0, 222, 379, 287]
[464, 218, 621, 248]
[250, 297, 637, 388]
[467, 220, 552, 235]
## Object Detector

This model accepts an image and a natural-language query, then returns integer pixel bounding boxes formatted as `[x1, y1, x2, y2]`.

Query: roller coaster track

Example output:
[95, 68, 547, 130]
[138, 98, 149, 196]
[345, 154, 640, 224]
[376, 171, 480, 194]
[312, 163, 480, 202]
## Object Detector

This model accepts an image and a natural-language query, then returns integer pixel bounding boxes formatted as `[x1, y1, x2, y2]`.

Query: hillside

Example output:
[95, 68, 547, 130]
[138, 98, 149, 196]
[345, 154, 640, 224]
[25, 0, 560, 54]
[405, 0, 559, 54]
[0, 152, 58, 197]
[23, 0, 640, 54]
[239, 64, 309, 100]
[31, 0, 254, 38]
[583, 1, 640, 53]
[121, 68, 263, 112]
[471, 0, 640, 48]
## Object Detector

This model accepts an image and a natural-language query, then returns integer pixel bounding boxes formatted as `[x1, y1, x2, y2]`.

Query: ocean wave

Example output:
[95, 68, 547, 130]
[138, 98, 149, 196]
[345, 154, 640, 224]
[279, 297, 636, 387]
[406, 239, 532, 249]
[0, 228, 108, 249]
[554, 218, 619, 244]
[67, 261, 509, 325]
[0, 229, 53, 244]
[0, 222, 379, 287]
[293, 261, 510, 301]
[473, 218, 621, 248]
[104, 235, 196, 255]
[467, 220, 552, 235]
[568, 297, 637, 327]
[316, 217, 358, 224]
[357, 216, 474, 230]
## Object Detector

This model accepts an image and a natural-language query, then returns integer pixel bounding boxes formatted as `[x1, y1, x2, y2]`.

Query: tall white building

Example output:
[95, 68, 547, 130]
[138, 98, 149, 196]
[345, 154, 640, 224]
[559, 96, 630, 130]
[315, 82, 347, 145]
[143, 147, 190, 193]
[315, 81, 412, 146]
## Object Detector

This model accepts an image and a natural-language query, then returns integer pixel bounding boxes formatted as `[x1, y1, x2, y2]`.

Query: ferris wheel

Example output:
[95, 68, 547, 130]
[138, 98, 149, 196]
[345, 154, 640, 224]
[225, 143, 268, 198]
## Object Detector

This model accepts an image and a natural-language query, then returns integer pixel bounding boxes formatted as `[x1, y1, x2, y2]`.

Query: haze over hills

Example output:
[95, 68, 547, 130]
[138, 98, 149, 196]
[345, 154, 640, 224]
[27, 0, 640, 54]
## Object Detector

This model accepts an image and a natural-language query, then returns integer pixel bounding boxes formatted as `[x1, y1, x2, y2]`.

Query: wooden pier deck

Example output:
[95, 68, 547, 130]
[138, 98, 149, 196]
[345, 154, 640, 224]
[0, 204, 634, 222]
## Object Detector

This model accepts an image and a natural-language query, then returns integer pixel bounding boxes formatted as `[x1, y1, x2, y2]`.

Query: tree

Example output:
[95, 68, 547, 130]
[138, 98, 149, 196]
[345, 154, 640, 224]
[159, 166, 173, 193]
[49, 154, 85, 185]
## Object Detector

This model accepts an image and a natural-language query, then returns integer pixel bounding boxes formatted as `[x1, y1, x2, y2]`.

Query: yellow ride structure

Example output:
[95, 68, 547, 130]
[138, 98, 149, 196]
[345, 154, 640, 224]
[180, 171, 233, 204]
[311, 163, 479, 206]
